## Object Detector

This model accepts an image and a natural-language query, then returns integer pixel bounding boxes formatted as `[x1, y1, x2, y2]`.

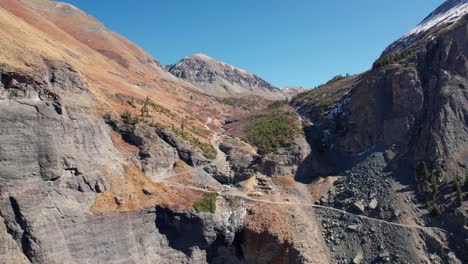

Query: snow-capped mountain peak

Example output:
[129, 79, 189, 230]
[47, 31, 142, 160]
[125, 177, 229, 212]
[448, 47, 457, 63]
[408, 0, 468, 36]
[382, 0, 468, 56]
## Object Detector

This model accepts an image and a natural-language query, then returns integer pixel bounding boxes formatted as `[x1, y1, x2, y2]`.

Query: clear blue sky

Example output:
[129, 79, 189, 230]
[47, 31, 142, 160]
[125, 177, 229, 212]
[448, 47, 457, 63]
[63, 0, 443, 88]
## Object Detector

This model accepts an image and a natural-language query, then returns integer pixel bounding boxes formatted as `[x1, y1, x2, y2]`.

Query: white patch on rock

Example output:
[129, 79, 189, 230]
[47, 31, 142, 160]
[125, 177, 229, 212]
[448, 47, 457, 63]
[326, 94, 351, 120]
[383, 0, 468, 55]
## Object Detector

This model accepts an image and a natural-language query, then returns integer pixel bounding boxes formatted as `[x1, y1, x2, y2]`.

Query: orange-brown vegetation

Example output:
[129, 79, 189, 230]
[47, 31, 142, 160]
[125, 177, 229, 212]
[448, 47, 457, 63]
[91, 165, 203, 214]
[244, 204, 292, 242]
[110, 131, 139, 155]
[307, 176, 340, 200]
[0, 0, 234, 143]
[274, 176, 297, 188]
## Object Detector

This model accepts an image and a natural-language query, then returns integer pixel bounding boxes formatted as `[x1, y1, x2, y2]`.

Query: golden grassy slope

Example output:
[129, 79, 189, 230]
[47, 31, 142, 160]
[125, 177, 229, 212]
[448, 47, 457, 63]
[0, 0, 236, 212]
[0, 0, 231, 142]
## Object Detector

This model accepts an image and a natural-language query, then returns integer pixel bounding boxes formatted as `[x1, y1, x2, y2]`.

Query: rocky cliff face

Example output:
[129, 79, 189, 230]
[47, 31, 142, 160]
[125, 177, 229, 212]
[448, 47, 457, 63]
[0, 1, 329, 263]
[294, 11, 468, 176]
[167, 53, 287, 100]
[293, 4, 468, 263]
[1, 0, 467, 263]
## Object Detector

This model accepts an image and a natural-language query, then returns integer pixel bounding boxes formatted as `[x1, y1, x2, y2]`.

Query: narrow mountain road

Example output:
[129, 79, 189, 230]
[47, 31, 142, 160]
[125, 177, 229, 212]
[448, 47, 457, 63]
[158, 177, 448, 234]
[154, 117, 228, 181]
[206, 118, 231, 177]
[205, 118, 227, 165]
[156, 118, 448, 234]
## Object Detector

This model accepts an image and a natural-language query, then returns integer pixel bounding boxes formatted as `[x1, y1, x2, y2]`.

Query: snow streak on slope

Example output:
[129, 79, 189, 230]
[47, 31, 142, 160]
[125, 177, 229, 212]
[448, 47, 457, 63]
[408, 0, 468, 36]
[383, 0, 468, 56]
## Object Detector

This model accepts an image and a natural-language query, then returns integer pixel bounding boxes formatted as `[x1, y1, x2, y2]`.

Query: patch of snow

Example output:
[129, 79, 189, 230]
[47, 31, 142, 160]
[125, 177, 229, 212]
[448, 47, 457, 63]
[383, 0, 468, 55]
[326, 94, 351, 120]
[405, 0, 468, 37]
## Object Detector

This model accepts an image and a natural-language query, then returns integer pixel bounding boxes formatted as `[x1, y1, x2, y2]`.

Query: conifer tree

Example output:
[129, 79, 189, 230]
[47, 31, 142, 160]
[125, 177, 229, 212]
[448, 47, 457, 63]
[464, 173, 468, 192]
[454, 174, 462, 206]
[431, 172, 438, 194]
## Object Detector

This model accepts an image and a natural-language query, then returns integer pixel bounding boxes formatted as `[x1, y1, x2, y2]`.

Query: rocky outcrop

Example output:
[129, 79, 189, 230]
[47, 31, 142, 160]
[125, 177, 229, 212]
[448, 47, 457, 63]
[217, 135, 311, 184]
[156, 128, 212, 167]
[257, 136, 311, 177]
[0, 61, 134, 263]
[218, 137, 257, 183]
[0, 61, 121, 190]
[105, 116, 179, 178]
[293, 13, 468, 175]
[166, 53, 286, 100]
[292, 7, 468, 263]
[155, 203, 246, 263]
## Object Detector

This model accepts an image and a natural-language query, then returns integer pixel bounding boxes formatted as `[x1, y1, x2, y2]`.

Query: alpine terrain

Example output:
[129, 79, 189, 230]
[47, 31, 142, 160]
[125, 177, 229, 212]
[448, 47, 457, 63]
[0, 0, 466, 264]
[167, 53, 288, 100]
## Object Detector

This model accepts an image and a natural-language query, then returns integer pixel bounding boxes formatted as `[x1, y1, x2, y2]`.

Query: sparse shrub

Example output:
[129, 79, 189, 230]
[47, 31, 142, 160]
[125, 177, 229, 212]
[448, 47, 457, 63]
[429, 202, 441, 216]
[155, 122, 216, 160]
[150, 121, 166, 129]
[319, 108, 326, 117]
[267, 100, 288, 110]
[121, 110, 139, 125]
[420, 161, 431, 181]
[140, 96, 150, 117]
[292, 74, 351, 101]
[415, 161, 431, 194]
[193, 192, 218, 213]
[149, 101, 172, 116]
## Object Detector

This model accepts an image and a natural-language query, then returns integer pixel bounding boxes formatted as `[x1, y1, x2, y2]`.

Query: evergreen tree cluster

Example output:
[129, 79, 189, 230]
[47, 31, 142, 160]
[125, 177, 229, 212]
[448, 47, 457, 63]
[415, 161, 466, 211]
[140, 96, 150, 117]
[373, 49, 412, 69]
[243, 102, 302, 154]
[415, 161, 437, 195]
[193, 192, 218, 213]
[454, 174, 463, 206]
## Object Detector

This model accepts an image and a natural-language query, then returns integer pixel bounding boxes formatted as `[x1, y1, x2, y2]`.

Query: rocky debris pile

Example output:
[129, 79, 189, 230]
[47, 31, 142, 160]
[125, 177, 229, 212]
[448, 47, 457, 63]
[313, 152, 430, 263]
[252, 175, 275, 194]
[316, 210, 421, 264]
[318, 152, 392, 217]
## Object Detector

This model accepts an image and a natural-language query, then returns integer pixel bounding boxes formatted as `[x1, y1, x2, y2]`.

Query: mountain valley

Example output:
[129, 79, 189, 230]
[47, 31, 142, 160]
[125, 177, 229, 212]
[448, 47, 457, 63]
[0, 1, 467, 264]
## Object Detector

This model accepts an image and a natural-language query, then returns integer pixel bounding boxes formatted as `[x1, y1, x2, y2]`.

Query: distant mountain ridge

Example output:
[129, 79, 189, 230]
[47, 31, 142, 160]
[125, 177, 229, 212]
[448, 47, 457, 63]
[282, 86, 308, 99]
[166, 53, 287, 100]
